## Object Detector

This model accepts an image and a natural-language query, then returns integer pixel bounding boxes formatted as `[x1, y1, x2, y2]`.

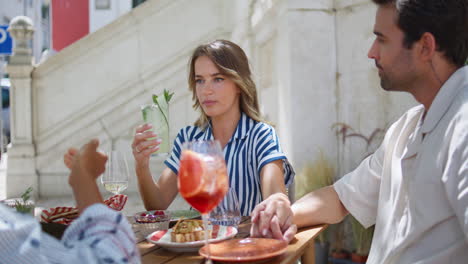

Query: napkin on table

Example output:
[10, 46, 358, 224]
[40, 194, 128, 225]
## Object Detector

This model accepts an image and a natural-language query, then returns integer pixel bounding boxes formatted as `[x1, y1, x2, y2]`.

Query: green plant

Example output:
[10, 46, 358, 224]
[332, 122, 383, 257]
[152, 89, 174, 126]
[295, 150, 334, 244]
[14, 186, 34, 214]
[350, 216, 374, 256]
[330, 218, 349, 257]
[295, 150, 334, 199]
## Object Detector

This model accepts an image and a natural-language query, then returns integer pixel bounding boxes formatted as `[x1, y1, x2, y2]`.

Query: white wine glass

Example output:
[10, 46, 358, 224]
[101, 150, 129, 195]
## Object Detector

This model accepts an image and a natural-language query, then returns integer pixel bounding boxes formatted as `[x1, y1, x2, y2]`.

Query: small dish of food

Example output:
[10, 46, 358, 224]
[146, 219, 237, 252]
[134, 210, 171, 236]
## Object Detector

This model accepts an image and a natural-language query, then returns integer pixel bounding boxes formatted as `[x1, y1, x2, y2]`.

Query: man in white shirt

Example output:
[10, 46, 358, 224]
[250, 0, 468, 263]
[0, 139, 141, 264]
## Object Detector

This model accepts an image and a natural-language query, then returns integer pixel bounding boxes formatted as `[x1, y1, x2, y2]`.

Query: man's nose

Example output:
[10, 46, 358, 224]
[368, 40, 379, 60]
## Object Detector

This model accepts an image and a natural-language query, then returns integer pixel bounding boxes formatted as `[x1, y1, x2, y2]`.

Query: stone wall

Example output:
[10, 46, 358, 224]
[249, 0, 416, 179]
[334, 0, 416, 175]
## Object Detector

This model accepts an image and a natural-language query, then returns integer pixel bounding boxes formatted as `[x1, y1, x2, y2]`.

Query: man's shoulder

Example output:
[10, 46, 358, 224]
[448, 86, 468, 136]
[392, 104, 425, 127]
[405, 104, 425, 117]
[442, 83, 468, 134]
[451, 83, 468, 114]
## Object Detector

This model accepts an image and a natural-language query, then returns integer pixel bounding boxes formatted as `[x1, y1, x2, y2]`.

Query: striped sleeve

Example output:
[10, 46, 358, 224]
[0, 203, 140, 264]
[164, 126, 202, 174]
[60, 204, 140, 263]
[255, 124, 295, 187]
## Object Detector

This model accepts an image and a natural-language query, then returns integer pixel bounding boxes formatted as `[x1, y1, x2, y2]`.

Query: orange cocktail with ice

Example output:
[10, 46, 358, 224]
[178, 142, 228, 213]
[178, 140, 228, 263]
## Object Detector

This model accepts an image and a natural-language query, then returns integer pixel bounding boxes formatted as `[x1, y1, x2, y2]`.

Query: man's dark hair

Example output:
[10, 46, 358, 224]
[372, 0, 468, 67]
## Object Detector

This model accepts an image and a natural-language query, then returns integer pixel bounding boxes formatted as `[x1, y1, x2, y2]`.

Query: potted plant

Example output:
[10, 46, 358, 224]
[15, 186, 35, 214]
[350, 216, 374, 263]
[331, 123, 384, 263]
[295, 150, 335, 264]
[330, 220, 350, 261]
[1, 187, 35, 215]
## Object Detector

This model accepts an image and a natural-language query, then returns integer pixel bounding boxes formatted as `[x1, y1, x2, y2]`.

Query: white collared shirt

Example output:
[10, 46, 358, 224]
[334, 66, 468, 264]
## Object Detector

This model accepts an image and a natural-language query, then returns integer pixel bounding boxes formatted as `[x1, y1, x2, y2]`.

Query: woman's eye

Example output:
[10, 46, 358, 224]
[214, 77, 224, 82]
[195, 79, 204, 84]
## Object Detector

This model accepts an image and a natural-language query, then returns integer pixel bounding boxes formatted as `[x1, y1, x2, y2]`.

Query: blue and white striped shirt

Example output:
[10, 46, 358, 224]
[165, 112, 295, 216]
[0, 204, 140, 264]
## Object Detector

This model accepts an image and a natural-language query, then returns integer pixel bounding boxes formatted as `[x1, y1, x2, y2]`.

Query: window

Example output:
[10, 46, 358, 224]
[95, 0, 111, 10]
[132, 0, 147, 8]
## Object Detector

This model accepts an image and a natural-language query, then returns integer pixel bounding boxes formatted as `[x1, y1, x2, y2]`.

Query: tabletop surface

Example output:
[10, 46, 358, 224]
[132, 216, 327, 264]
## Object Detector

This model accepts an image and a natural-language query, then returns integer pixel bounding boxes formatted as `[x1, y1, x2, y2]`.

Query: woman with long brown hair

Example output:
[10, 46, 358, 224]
[132, 39, 294, 216]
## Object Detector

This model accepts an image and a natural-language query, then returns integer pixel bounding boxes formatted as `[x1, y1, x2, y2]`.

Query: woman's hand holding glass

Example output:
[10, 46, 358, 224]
[132, 123, 161, 167]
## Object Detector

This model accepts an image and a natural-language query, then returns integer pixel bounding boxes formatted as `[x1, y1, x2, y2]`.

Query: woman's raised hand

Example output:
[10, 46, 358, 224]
[131, 123, 161, 168]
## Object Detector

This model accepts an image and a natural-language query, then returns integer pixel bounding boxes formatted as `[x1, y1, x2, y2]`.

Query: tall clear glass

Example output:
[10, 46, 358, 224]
[178, 140, 229, 263]
[101, 150, 129, 195]
[209, 187, 241, 227]
[141, 103, 170, 156]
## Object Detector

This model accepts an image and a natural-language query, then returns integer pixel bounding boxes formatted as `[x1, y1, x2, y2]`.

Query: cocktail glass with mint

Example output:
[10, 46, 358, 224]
[141, 90, 173, 156]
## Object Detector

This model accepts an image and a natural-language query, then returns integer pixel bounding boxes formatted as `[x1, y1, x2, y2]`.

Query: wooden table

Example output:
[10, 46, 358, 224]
[132, 217, 327, 264]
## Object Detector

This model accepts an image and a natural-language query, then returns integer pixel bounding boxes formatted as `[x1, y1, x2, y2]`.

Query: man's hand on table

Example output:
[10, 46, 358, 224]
[250, 193, 297, 243]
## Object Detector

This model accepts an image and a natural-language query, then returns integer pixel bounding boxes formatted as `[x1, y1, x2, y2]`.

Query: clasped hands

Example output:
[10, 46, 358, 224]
[250, 193, 297, 243]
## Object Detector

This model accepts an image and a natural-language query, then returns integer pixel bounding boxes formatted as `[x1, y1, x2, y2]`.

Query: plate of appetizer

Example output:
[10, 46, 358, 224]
[146, 219, 237, 252]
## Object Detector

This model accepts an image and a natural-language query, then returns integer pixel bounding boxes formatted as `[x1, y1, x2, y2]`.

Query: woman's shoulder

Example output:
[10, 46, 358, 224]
[249, 120, 276, 136]
[176, 125, 205, 141]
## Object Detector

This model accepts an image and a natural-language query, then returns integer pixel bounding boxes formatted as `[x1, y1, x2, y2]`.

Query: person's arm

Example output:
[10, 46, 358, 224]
[251, 138, 387, 242]
[0, 203, 140, 264]
[443, 132, 468, 240]
[292, 186, 348, 228]
[256, 125, 295, 200]
[65, 139, 107, 213]
[135, 167, 178, 210]
[0, 139, 140, 264]
[250, 186, 348, 242]
[260, 159, 287, 199]
[250, 116, 399, 243]
[132, 123, 178, 210]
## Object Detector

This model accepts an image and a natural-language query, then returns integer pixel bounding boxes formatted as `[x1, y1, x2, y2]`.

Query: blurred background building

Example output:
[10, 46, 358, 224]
[0, 0, 416, 203]
[0, 0, 47, 63]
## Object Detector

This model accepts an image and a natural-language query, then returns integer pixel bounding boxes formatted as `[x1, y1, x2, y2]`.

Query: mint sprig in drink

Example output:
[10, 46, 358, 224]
[141, 89, 174, 156]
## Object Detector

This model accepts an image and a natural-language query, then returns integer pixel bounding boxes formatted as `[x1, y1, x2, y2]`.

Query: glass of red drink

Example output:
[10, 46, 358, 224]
[178, 140, 228, 263]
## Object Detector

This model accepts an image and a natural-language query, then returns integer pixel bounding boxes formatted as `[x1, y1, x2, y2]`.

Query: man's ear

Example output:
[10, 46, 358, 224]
[418, 32, 437, 62]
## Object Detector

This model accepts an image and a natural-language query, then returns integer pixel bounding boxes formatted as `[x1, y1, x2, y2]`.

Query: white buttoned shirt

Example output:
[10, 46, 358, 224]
[334, 66, 468, 264]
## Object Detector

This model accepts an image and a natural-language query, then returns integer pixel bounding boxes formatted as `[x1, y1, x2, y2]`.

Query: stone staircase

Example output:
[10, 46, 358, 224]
[6, 0, 239, 198]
